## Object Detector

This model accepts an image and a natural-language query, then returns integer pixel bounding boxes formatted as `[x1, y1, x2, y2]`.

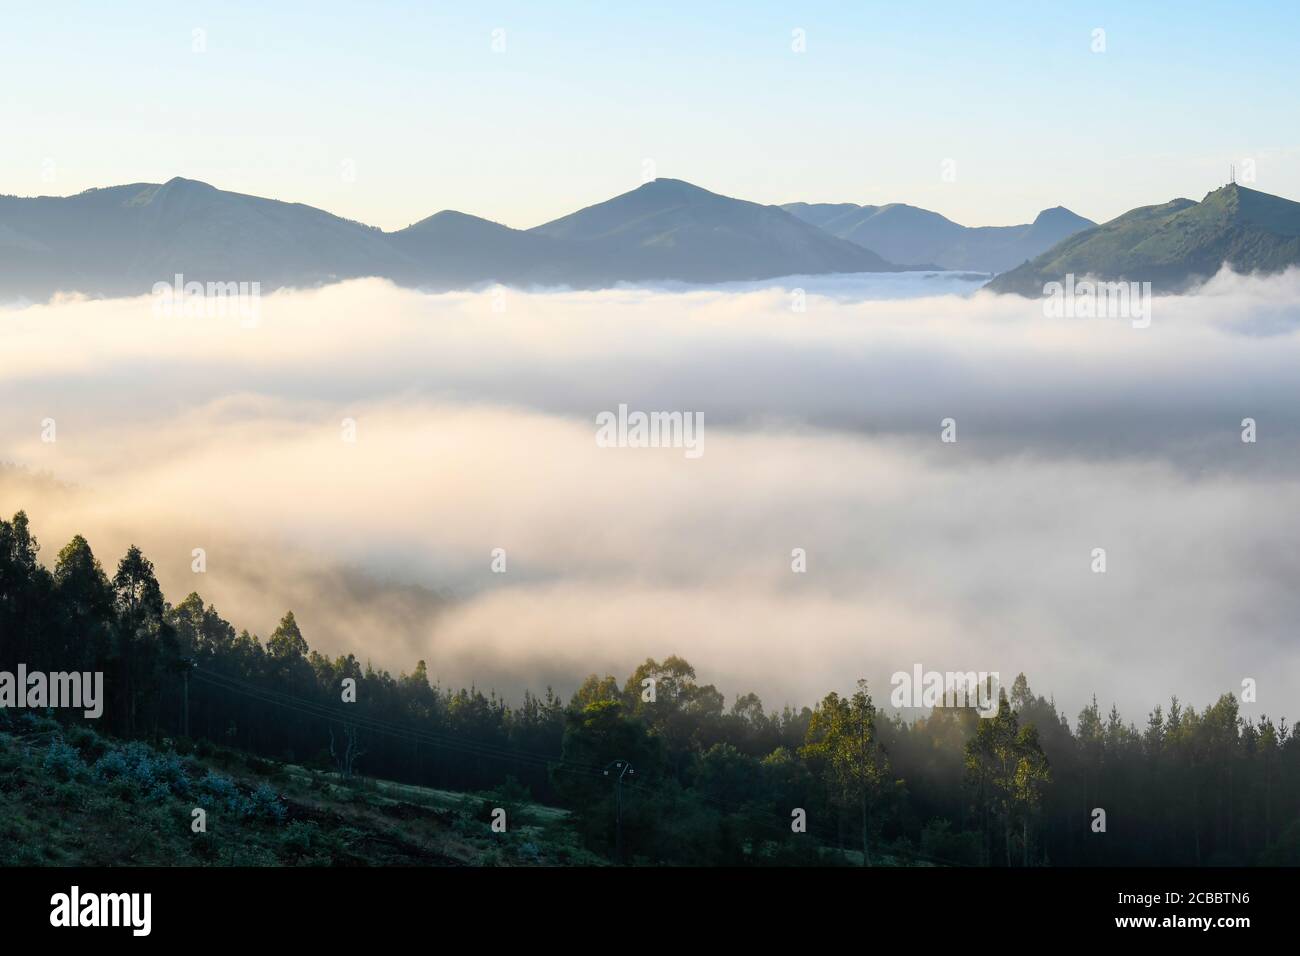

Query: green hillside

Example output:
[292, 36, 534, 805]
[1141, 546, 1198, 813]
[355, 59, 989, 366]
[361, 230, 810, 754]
[0, 711, 599, 867]
[987, 184, 1300, 295]
[0, 712, 916, 867]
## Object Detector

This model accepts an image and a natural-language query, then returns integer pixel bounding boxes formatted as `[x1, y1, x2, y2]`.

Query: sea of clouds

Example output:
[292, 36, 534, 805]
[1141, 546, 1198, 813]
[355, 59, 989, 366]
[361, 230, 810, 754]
[3, 268, 1299, 722]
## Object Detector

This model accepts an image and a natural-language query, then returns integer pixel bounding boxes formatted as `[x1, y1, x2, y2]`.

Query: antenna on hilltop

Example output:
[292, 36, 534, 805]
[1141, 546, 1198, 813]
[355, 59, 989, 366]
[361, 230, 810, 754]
[1230, 163, 1236, 185]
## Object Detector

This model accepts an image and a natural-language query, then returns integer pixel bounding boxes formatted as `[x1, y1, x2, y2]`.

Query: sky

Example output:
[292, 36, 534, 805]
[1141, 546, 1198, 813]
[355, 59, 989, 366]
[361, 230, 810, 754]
[2, 1, 1299, 231]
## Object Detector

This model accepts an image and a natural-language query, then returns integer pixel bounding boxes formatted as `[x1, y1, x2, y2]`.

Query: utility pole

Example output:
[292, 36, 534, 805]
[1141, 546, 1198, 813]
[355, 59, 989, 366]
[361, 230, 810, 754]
[604, 759, 635, 863]
[180, 657, 197, 738]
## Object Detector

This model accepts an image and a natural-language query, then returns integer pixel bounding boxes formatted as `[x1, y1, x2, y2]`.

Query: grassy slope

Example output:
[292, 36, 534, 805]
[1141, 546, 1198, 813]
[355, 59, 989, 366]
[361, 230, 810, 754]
[987, 185, 1300, 295]
[0, 714, 602, 867]
[0, 715, 935, 867]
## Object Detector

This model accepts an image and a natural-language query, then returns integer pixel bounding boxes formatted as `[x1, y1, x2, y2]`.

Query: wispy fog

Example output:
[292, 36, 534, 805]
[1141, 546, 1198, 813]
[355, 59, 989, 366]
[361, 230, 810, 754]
[3, 269, 1299, 718]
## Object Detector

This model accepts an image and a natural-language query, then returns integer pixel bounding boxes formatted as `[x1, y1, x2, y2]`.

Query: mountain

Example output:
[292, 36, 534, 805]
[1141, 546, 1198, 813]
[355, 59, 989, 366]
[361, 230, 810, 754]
[781, 201, 1095, 274]
[0, 177, 927, 301]
[528, 178, 919, 280]
[386, 210, 572, 287]
[985, 184, 1300, 296]
[0, 178, 400, 299]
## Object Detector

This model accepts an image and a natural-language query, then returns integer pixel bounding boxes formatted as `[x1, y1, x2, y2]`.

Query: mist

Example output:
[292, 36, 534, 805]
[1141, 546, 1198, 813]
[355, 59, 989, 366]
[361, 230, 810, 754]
[3, 269, 1299, 720]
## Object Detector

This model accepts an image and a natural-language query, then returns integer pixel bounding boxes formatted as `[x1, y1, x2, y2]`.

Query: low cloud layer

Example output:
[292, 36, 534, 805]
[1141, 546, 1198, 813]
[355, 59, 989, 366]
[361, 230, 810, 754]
[3, 270, 1299, 719]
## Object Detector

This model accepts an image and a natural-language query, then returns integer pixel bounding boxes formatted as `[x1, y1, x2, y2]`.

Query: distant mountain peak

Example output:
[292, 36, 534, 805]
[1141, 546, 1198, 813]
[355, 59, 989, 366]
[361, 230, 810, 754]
[782, 199, 1095, 272]
[642, 177, 710, 193]
[525, 174, 907, 275]
[142, 177, 223, 210]
[407, 209, 491, 229]
[1210, 181, 1249, 196]
[1031, 206, 1089, 227]
[157, 176, 217, 194]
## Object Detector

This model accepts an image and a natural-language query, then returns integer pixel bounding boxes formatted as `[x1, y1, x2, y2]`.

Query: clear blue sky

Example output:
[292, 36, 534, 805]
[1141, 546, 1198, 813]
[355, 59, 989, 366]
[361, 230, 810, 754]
[2, 0, 1297, 230]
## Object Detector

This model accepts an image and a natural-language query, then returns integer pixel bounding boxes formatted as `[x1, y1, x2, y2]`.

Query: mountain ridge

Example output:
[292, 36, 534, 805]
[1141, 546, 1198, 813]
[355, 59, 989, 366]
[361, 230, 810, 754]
[985, 184, 1300, 296]
[0, 177, 948, 300]
[14, 176, 1289, 302]
[781, 200, 1095, 273]
[528, 178, 916, 280]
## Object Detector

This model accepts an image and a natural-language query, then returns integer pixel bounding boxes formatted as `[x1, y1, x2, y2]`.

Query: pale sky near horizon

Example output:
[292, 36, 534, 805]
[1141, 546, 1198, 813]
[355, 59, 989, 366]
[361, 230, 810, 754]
[2, 1, 1298, 231]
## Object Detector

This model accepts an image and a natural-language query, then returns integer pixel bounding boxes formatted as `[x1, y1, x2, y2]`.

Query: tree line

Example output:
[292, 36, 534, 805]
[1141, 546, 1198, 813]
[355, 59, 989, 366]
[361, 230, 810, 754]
[2, 510, 1297, 865]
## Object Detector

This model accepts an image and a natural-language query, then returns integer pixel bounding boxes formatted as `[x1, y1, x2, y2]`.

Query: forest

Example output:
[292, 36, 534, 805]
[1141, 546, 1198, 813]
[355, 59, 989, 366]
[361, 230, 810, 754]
[2, 508, 1298, 866]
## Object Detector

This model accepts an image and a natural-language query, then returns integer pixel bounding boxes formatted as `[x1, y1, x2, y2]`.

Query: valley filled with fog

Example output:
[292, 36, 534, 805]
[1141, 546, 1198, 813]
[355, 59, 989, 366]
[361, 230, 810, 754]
[3, 269, 1299, 720]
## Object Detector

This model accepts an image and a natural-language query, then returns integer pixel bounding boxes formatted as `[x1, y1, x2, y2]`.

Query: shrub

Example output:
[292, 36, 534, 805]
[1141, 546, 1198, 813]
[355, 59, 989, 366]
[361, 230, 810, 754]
[147, 751, 191, 798]
[66, 724, 108, 762]
[279, 820, 319, 860]
[889, 835, 917, 864]
[190, 831, 218, 862]
[90, 742, 191, 800]
[451, 808, 480, 836]
[89, 747, 130, 782]
[43, 738, 85, 782]
[478, 775, 533, 827]
[52, 781, 84, 809]
[20, 712, 61, 734]
[920, 818, 982, 866]
[0, 740, 24, 786]
[248, 783, 286, 823]
[6, 843, 45, 866]
[1259, 820, 1300, 865]
[145, 782, 173, 804]
[195, 770, 248, 815]
[108, 776, 137, 803]
[243, 754, 275, 776]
